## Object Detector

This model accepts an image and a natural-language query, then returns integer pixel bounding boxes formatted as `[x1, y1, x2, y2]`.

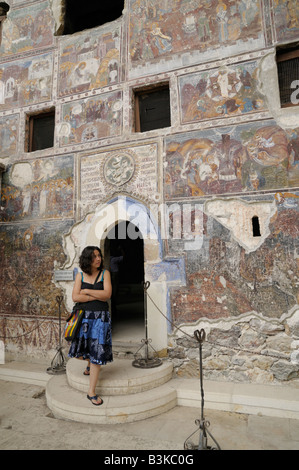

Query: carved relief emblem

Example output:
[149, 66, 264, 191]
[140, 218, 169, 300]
[103, 151, 135, 186]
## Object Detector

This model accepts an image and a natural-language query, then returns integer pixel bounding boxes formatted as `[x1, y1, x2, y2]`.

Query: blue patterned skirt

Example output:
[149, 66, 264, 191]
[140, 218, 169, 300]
[68, 310, 113, 365]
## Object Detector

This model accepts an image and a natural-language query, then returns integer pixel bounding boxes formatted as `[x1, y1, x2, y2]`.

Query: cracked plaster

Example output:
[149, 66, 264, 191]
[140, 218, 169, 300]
[204, 198, 277, 253]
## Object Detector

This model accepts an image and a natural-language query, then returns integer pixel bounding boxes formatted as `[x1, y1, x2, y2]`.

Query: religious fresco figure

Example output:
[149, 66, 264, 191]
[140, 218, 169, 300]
[179, 61, 265, 123]
[129, 0, 262, 64]
[273, 0, 299, 41]
[165, 122, 299, 199]
[0, 156, 74, 222]
[59, 92, 122, 146]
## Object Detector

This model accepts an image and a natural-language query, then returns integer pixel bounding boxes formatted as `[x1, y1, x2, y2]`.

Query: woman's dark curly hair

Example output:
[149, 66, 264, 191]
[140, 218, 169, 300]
[79, 246, 103, 275]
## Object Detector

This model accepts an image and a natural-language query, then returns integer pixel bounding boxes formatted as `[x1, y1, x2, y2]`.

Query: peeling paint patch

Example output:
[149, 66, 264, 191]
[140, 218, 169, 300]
[204, 198, 277, 253]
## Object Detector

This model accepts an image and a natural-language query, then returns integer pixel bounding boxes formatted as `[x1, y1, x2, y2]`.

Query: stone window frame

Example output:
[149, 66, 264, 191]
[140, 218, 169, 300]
[133, 82, 171, 133]
[25, 108, 56, 153]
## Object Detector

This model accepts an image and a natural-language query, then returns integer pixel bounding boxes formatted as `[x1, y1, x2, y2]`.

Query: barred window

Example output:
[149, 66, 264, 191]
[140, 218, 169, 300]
[276, 44, 299, 108]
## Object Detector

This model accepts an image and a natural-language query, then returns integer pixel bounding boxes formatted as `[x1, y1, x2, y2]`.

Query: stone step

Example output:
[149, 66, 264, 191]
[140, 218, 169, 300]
[112, 340, 142, 356]
[46, 374, 177, 424]
[67, 358, 174, 395]
[2, 360, 299, 421]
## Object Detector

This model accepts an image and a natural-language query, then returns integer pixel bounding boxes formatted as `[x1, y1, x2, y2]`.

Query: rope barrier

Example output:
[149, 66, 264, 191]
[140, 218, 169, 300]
[0, 281, 293, 363]
[0, 270, 59, 340]
[0, 318, 54, 340]
[145, 289, 292, 362]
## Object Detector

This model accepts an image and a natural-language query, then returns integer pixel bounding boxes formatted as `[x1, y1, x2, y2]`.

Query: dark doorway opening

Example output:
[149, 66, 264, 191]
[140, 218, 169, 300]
[62, 0, 124, 35]
[105, 221, 144, 342]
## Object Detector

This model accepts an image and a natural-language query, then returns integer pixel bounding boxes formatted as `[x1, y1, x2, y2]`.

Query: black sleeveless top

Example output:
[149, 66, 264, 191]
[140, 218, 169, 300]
[74, 270, 109, 311]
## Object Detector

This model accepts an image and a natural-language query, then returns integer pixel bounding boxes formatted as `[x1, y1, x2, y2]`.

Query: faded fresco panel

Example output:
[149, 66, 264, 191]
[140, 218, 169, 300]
[0, 155, 74, 222]
[168, 192, 299, 322]
[165, 121, 299, 199]
[58, 91, 123, 146]
[0, 220, 73, 318]
[0, 52, 53, 109]
[129, 0, 263, 65]
[0, 1, 55, 56]
[179, 60, 266, 123]
[58, 24, 121, 96]
[0, 114, 18, 157]
[272, 0, 299, 42]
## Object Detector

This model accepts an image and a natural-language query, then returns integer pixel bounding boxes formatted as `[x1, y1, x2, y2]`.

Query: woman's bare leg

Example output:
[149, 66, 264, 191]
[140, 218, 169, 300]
[88, 363, 103, 404]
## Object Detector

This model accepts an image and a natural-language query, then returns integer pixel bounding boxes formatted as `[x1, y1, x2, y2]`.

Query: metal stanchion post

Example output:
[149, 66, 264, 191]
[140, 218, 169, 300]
[47, 295, 66, 375]
[184, 329, 221, 450]
[132, 281, 162, 369]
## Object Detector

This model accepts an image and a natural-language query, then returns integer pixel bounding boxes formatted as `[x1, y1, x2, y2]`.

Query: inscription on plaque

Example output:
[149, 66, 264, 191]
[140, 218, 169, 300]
[54, 270, 75, 281]
[80, 144, 158, 212]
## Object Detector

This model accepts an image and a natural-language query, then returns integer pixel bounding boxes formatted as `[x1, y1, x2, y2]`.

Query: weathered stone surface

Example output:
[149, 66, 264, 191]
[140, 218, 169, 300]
[238, 328, 266, 350]
[168, 347, 186, 360]
[270, 361, 299, 381]
[204, 355, 230, 371]
[176, 360, 199, 378]
[170, 319, 299, 385]
[265, 334, 293, 354]
[176, 336, 198, 349]
[207, 326, 241, 349]
[286, 311, 299, 339]
[249, 318, 285, 336]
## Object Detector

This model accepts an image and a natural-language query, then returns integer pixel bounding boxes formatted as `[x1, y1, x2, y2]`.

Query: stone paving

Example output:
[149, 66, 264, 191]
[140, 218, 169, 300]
[1, 379, 299, 451]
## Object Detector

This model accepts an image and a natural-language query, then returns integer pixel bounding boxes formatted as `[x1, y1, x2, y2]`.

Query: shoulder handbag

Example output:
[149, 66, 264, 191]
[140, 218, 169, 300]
[64, 308, 84, 342]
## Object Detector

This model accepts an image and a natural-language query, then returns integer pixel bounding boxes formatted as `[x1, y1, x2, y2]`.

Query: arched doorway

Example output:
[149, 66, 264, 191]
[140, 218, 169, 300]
[63, 196, 180, 352]
[104, 220, 144, 343]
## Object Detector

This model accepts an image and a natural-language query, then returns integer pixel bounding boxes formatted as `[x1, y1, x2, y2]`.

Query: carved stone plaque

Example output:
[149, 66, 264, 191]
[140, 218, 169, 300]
[103, 151, 135, 186]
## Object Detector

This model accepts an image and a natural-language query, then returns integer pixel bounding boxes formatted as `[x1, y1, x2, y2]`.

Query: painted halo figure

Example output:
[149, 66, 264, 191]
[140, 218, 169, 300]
[68, 246, 113, 406]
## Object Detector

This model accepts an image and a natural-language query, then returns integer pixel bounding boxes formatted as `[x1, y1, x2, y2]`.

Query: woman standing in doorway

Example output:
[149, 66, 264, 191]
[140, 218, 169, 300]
[68, 246, 113, 406]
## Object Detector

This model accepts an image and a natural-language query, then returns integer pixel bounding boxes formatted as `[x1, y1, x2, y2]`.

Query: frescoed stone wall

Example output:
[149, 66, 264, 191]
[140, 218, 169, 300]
[165, 121, 299, 198]
[167, 192, 299, 322]
[0, 219, 72, 313]
[128, 0, 264, 75]
[0, 0, 298, 382]
[0, 154, 74, 221]
[80, 143, 159, 214]
[0, 219, 73, 356]
[0, 114, 18, 157]
[58, 24, 122, 96]
[0, 1, 55, 57]
[272, 0, 299, 42]
[59, 91, 123, 146]
[179, 60, 266, 123]
[0, 52, 53, 108]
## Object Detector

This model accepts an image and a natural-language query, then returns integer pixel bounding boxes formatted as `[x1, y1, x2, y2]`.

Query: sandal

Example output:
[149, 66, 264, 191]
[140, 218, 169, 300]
[83, 366, 90, 376]
[87, 394, 103, 406]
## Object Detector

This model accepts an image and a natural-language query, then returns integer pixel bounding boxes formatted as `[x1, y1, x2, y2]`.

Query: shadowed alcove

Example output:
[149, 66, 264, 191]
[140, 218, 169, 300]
[104, 221, 144, 344]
